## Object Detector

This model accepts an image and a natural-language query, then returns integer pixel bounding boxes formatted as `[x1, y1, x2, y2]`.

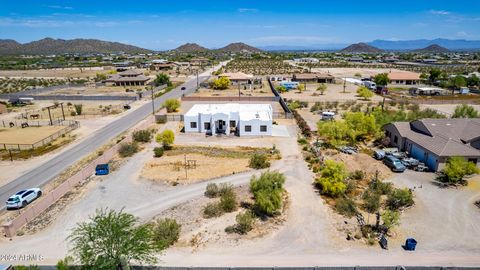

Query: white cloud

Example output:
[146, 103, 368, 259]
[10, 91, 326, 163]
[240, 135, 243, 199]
[457, 31, 469, 37]
[429, 10, 450, 15]
[238, 8, 258, 13]
[47, 5, 74, 10]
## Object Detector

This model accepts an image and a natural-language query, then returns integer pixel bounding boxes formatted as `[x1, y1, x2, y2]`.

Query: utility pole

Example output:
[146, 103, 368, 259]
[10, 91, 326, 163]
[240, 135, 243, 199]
[343, 77, 346, 93]
[47, 107, 53, 126]
[151, 86, 155, 115]
[196, 69, 199, 90]
[60, 103, 65, 121]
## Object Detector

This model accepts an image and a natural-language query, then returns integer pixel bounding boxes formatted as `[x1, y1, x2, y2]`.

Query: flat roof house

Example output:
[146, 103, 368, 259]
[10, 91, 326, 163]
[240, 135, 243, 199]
[184, 103, 272, 136]
[384, 118, 480, 171]
[105, 70, 150, 86]
[387, 71, 422, 85]
[292, 73, 335, 84]
[218, 72, 262, 85]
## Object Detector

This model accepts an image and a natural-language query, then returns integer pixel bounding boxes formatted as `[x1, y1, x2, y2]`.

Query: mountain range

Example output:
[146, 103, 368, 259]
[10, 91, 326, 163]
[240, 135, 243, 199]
[340, 43, 384, 53]
[173, 42, 263, 53]
[0, 38, 152, 55]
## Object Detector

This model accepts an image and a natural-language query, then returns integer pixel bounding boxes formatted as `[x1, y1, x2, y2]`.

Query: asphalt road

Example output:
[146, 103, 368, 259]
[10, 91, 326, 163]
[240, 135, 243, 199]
[0, 70, 214, 209]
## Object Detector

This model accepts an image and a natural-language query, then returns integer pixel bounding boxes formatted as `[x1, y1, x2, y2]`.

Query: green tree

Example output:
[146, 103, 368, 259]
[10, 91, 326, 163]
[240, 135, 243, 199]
[428, 68, 442, 83]
[154, 73, 172, 87]
[276, 85, 287, 93]
[386, 188, 414, 210]
[250, 171, 285, 216]
[212, 77, 230, 90]
[317, 84, 327, 95]
[357, 86, 374, 100]
[315, 160, 348, 198]
[439, 156, 479, 184]
[452, 104, 479, 118]
[373, 73, 390, 86]
[95, 73, 107, 82]
[362, 190, 381, 223]
[68, 208, 157, 269]
[381, 210, 400, 231]
[467, 74, 480, 87]
[449, 75, 467, 90]
[156, 129, 175, 148]
[163, 98, 180, 113]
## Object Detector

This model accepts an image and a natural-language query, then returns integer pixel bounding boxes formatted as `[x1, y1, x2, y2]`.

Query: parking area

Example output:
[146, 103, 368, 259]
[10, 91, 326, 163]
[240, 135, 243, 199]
[388, 170, 480, 252]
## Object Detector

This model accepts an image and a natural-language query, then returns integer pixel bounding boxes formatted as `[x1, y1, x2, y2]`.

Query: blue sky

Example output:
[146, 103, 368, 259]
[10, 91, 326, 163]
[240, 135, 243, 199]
[1, 0, 480, 50]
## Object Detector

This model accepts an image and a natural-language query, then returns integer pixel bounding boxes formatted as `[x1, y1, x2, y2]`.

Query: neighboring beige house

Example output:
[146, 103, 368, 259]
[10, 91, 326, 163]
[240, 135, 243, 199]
[219, 72, 262, 85]
[190, 57, 210, 66]
[387, 71, 422, 85]
[105, 70, 150, 86]
[384, 118, 480, 171]
[292, 73, 335, 84]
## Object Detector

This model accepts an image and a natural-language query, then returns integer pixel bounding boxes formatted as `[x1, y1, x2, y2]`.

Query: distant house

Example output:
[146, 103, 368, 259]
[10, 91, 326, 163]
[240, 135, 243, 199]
[218, 72, 262, 85]
[190, 57, 210, 66]
[387, 71, 422, 85]
[150, 60, 175, 71]
[384, 118, 480, 171]
[292, 73, 335, 84]
[184, 103, 272, 136]
[105, 70, 150, 86]
[293, 58, 320, 64]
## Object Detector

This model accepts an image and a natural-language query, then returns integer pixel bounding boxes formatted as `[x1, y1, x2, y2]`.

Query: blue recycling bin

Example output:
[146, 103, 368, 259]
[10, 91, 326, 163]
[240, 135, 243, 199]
[95, 164, 110, 175]
[405, 238, 417, 251]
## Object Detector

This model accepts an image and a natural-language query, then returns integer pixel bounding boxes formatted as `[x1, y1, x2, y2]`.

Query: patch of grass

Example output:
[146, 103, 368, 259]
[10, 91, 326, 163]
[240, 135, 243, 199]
[167, 145, 272, 159]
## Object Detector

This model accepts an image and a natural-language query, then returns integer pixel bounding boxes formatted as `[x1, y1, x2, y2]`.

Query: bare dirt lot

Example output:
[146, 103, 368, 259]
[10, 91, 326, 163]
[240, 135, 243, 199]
[141, 153, 250, 184]
[0, 125, 64, 145]
[0, 67, 105, 79]
[191, 81, 273, 98]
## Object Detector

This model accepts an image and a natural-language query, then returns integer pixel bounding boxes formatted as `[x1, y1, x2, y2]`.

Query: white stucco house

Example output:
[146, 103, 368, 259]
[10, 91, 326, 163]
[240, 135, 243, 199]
[184, 103, 272, 136]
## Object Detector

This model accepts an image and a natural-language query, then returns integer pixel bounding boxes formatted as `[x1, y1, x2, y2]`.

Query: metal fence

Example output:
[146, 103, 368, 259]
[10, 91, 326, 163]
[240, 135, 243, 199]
[268, 78, 293, 118]
[1, 116, 155, 238]
[0, 94, 138, 101]
[0, 120, 80, 151]
[0, 84, 84, 99]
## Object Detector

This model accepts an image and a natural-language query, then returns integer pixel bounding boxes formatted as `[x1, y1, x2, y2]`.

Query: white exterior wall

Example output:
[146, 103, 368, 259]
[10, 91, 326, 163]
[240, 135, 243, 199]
[239, 119, 272, 136]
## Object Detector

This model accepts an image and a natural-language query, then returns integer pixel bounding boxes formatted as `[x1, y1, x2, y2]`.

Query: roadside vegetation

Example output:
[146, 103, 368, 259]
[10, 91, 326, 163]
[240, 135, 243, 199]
[67, 208, 180, 269]
[436, 156, 480, 185]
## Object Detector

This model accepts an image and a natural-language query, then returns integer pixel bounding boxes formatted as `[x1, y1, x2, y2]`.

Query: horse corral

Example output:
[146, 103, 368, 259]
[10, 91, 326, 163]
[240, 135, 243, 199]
[0, 126, 65, 145]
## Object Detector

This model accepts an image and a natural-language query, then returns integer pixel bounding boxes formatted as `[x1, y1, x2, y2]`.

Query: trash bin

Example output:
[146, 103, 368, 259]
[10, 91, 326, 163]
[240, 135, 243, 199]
[405, 238, 417, 251]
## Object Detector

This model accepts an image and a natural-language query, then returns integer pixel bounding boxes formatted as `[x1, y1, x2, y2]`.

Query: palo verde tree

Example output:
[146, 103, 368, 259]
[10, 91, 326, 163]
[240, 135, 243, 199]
[356, 86, 374, 101]
[211, 76, 230, 90]
[68, 208, 157, 269]
[315, 160, 348, 198]
[438, 156, 479, 185]
[163, 98, 180, 113]
[250, 170, 286, 216]
[156, 129, 175, 149]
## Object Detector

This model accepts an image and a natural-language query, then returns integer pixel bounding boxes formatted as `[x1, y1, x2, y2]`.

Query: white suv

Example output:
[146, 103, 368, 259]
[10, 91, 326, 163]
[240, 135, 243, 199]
[5, 188, 42, 210]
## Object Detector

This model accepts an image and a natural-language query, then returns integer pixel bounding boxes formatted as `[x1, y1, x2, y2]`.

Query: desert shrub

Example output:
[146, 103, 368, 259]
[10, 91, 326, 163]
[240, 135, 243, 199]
[205, 183, 219, 198]
[163, 99, 180, 113]
[387, 188, 414, 210]
[211, 77, 230, 90]
[229, 211, 255, 234]
[118, 142, 139, 158]
[350, 170, 365, 180]
[437, 156, 479, 184]
[297, 137, 308, 145]
[133, 129, 152, 143]
[382, 210, 400, 231]
[203, 202, 223, 218]
[335, 197, 358, 217]
[56, 256, 74, 270]
[219, 189, 237, 212]
[218, 183, 234, 196]
[249, 153, 270, 169]
[150, 218, 181, 250]
[368, 180, 393, 195]
[153, 147, 164, 158]
[156, 129, 175, 148]
[250, 171, 285, 216]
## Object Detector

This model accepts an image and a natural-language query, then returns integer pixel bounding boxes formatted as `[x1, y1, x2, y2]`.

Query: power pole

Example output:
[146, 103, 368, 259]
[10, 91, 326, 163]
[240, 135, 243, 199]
[60, 103, 65, 121]
[47, 107, 53, 126]
[196, 69, 199, 90]
[343, 77, 346, 93]
[151, 87, 155, 115]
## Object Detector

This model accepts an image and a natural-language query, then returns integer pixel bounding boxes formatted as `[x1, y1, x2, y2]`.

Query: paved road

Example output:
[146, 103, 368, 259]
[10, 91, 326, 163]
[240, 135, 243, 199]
[0, 65, 222, 209]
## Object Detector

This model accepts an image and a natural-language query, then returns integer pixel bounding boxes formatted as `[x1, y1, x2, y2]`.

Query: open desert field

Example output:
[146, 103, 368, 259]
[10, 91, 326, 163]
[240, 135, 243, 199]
[0, 67, 107, 79]
[0, 125, 64, 145]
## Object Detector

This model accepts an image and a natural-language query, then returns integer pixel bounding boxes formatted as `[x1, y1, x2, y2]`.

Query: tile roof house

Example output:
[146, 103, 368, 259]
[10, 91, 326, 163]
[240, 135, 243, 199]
[387, 71, 422, 85]
[105, 70, 150, 86]
[292, 73, 335, 84]
[383, 118, 480, 171]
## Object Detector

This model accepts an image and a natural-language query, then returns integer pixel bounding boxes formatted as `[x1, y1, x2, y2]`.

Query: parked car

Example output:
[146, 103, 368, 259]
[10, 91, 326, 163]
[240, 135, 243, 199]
[383, 156, 406, 172]
[401, 157, 420, 168]
[5, 188, 42, 209]
[95, 164, 110, 175]
[123, 104, 131, 110]
[181, 86, 186, 91]
[321, 111, 335, 120]
[340, 146, 358, 155]
[414, 163, 429, 172]
[373, 149, 386, 160]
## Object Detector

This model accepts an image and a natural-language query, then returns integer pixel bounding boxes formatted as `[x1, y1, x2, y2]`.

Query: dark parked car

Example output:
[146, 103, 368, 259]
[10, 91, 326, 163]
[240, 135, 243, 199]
[383, 155, 406, 172]
[95, 164, 110, 175]
[181, 86, 186, 90]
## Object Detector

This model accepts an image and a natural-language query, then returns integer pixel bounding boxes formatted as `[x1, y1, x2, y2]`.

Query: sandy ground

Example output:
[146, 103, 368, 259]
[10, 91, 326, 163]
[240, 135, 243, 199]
[191, 81, 272, 98]
[311, 67, 402, 79]
[281, 81, 383, 102]
[1, 118, 480, 266]
[141, 153, 250, 184]
[0, 67, 106, 79]
[0, 126, 64, 145]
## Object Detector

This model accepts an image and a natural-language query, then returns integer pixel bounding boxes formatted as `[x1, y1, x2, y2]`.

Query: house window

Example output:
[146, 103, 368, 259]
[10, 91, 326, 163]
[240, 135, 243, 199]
[394, 135, 398, 144]
[245, 125, 252, 132]
[190, 122, 197, 129]
[204, 122, 211, 130]
[260, 125, 267, 132]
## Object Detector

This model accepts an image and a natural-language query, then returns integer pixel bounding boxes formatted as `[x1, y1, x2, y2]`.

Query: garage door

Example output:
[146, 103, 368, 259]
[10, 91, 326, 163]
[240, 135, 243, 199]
[410, 144, 426, 163]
